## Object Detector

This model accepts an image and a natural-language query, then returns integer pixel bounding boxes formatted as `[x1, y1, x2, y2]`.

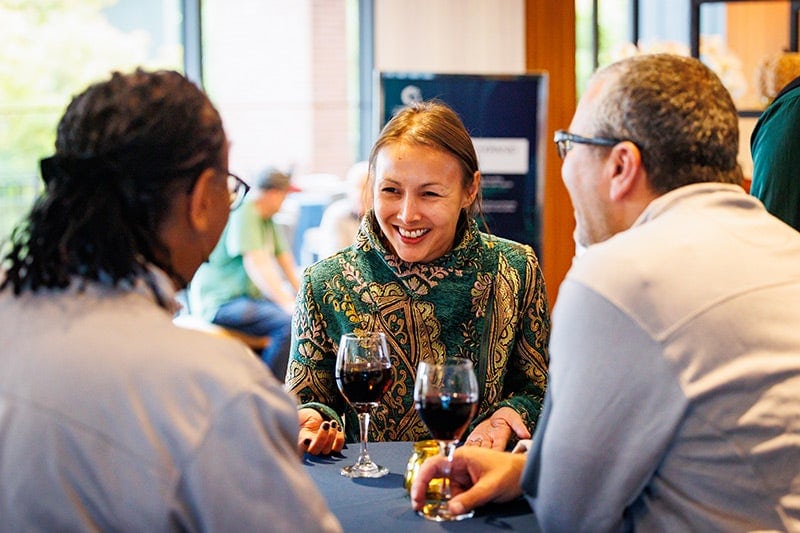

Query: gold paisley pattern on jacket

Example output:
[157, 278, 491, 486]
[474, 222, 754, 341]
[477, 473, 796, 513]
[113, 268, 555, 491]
[287, 212, 550, 444]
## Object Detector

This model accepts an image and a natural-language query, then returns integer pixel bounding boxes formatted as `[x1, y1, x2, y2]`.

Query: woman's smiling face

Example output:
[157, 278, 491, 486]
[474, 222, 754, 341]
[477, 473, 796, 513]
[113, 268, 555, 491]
[372, 142, 478, 264]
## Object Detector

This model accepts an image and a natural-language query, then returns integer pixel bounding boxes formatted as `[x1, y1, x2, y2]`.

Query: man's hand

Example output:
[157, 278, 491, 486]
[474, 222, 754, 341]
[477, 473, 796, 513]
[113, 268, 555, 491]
[410, 446, 527, 516]
[463, 407, 531, 450]
[297, 407, 345, 455]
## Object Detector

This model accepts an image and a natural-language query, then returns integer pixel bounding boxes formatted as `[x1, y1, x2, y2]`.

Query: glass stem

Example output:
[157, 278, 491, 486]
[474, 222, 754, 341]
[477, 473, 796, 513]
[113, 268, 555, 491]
[356, 411, 372, 465]
[439, 441, 457, 503]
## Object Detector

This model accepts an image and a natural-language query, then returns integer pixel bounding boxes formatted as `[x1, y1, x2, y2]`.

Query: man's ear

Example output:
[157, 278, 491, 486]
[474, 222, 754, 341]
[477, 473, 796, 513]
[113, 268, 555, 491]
[188, 168, 218, 232]
[608, 141, 643, 201]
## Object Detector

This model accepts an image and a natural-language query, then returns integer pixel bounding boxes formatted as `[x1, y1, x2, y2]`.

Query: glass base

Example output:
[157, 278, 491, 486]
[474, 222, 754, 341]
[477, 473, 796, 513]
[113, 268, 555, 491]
[418, 502, 475, 522]
[340, 461, 389, 478]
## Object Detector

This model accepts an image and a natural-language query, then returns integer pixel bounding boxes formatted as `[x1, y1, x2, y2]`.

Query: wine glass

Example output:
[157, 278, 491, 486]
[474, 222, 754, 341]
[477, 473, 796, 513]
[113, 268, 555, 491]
[413, 358, 479, 521]
[335, 332, 393, 478]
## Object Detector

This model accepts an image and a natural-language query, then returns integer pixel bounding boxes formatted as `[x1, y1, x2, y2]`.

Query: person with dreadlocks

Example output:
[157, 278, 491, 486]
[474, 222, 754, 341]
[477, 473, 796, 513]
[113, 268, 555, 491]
[0, 69, 340, 532]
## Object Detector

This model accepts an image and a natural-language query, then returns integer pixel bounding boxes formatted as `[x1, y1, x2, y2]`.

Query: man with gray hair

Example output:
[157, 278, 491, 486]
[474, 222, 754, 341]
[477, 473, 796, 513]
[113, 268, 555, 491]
[411, 54, 800, 531]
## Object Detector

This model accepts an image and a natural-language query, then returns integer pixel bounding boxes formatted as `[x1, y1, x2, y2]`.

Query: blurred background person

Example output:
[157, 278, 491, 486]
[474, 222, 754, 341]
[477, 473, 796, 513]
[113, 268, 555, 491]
[189, 166, 300, 381]
[313, 160, 371, 259]
[0, 69, 340, 531]
[287, 100, 550, 456]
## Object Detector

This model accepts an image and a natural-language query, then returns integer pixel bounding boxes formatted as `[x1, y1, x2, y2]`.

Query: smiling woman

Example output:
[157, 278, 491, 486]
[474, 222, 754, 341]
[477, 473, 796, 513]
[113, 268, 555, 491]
[286, 100, 551, 458]
[372, 142, 478, 263]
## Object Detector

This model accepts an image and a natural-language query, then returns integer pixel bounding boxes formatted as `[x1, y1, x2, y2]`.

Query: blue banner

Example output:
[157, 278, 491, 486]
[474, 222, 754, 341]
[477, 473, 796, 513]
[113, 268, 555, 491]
[377, 72, 547, 257]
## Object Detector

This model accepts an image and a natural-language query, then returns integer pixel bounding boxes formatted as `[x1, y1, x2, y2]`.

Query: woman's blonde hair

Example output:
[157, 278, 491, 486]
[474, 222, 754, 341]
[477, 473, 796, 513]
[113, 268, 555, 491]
[368, 99, 483, 218]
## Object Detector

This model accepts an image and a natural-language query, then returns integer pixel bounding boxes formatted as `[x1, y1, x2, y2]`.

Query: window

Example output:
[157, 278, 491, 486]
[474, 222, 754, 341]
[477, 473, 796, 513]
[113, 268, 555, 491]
[577, 1, 796, 182]
[200, 0, 360, 183]
[0, 0, 182, 244]
[576, 0, 726, 95]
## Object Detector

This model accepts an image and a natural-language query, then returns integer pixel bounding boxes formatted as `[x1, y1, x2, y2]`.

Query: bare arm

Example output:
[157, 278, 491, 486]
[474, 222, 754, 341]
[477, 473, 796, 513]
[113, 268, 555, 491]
[243, 249, 296, 311]
[275, 250, 300, 293]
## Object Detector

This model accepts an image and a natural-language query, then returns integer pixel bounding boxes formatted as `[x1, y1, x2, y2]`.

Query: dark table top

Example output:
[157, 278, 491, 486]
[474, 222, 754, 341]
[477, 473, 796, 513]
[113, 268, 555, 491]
[303, 441, 539, 532]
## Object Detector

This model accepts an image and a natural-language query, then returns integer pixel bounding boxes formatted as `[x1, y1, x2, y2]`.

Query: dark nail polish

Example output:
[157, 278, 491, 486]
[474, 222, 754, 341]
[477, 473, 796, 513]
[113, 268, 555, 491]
[303, 438, 311, 446]
[331, 420, 338, 429]
[321, 422, 330, 431]
[337, 425, 343, 432]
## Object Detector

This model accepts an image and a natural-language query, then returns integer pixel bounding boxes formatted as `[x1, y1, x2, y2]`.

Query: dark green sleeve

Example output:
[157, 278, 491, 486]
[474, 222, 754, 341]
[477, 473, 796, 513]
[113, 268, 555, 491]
[285, 265, 348, 422]
[470, 247, 550, 439]
[750, 89, 800, 231]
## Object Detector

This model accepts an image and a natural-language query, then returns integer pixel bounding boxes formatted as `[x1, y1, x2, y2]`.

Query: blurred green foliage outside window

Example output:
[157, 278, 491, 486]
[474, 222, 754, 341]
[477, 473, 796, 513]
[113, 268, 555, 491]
[0, 0, 181, 247]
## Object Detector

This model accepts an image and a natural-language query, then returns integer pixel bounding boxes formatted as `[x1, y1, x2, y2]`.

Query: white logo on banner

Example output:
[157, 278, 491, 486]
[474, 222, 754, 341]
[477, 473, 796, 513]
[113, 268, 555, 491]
[400, 85, 423, 106]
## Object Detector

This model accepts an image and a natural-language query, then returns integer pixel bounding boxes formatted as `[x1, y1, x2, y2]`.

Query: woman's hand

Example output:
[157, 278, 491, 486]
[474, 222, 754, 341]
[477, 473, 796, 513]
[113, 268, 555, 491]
[463, 407, 530, 450]
[297, 407, 345, 455]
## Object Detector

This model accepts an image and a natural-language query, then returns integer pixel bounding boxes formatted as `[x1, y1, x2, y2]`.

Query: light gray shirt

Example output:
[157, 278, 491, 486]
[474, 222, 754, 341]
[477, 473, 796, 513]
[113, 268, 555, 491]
[523, 183, 800, 531]
[0, 267, 341, 532]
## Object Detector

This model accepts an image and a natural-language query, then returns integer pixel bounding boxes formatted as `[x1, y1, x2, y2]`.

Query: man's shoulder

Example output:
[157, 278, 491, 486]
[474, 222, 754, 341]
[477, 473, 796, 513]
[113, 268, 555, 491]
[562, 222, 685, 324]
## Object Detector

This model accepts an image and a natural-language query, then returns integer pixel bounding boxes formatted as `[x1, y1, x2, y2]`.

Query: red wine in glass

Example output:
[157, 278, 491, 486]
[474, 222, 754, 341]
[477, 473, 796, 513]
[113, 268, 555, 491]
[413, 358, 479, 522]
[337, 365, 393, 413]
[415, 394, 477, 441]
[335, 332, 392, 478]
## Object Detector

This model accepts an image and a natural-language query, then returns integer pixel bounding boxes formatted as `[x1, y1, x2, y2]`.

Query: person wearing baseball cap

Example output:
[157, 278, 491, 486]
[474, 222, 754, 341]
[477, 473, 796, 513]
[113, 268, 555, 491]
[189, 166, 301, 380]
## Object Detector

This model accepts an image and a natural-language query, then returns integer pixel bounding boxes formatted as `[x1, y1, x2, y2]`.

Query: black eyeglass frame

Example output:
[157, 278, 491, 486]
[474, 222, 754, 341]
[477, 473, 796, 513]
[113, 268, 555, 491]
[553, 130, 627, 160]
[227, 173, 250, 210]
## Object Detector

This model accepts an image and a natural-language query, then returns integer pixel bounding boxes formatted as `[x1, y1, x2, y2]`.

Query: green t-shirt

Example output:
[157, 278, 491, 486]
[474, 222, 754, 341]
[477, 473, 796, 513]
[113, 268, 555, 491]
[188, 200, 288, 321]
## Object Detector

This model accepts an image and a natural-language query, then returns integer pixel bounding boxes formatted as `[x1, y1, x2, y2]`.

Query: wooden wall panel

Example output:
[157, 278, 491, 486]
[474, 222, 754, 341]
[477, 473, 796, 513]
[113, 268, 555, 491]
[525, 0, 577, 309]
[726, 1, 791, 110]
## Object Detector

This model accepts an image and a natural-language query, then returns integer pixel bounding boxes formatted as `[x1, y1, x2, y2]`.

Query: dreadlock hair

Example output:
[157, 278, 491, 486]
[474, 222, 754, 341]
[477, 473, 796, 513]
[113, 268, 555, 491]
[0, 69, 226, 308]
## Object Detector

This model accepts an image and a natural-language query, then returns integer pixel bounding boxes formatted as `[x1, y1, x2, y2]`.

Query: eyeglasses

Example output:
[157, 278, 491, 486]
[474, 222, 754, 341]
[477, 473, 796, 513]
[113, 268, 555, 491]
[553, 130, 625, 160]
[227, 173, 250, 210]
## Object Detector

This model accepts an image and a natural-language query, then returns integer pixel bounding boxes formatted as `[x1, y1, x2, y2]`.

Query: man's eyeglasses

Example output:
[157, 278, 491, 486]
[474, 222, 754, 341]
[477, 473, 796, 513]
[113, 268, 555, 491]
[227, 173, 250, 210]
[553, 130, 625, 160]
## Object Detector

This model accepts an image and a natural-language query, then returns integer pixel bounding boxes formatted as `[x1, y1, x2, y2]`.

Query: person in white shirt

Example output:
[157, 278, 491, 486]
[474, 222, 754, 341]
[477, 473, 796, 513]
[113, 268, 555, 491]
[0, 68, 340, 532]
[188, 166, 301, 380]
